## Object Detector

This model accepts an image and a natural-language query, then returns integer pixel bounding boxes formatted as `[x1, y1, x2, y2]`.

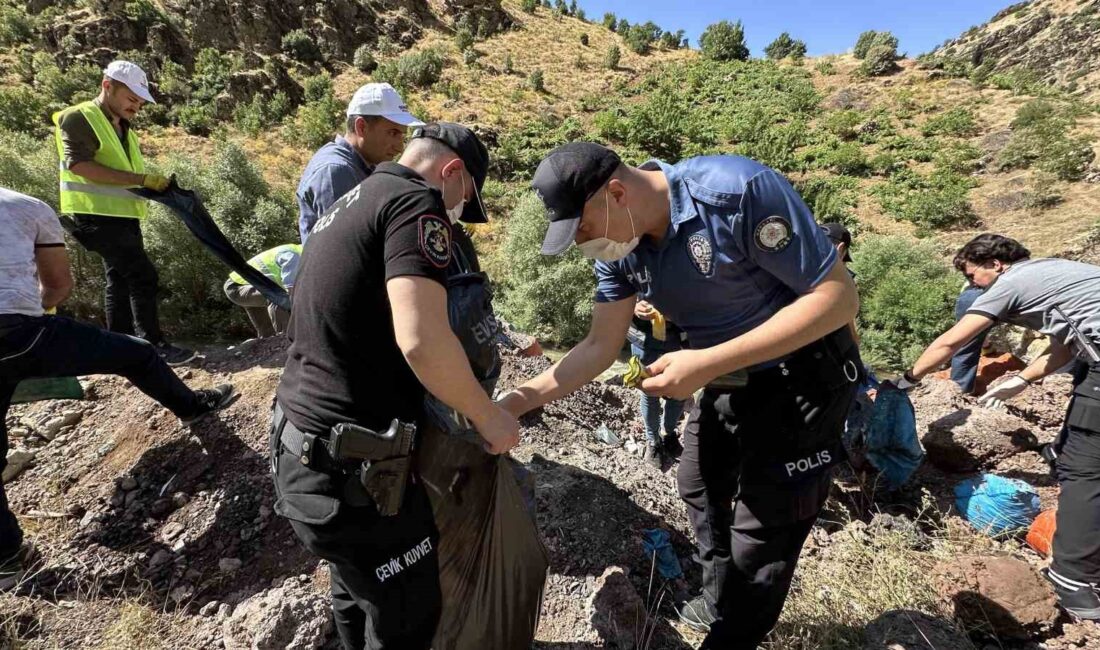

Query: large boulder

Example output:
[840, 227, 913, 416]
[930, 555, 1057, 640]
[862, 610, 971, 649]
[222, 575, 332, 650]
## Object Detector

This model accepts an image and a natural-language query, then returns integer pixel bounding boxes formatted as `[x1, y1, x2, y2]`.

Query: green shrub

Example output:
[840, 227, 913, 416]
[700, 20, 749, 61]
[617, 18, 629, 34]
[851, 236, 959, 370]
[802, 140, 868, 175]
[124, 0, 165, 28]
[921, 107, 979, 137]
[302, 73, 333, 103]
[859, 44, 898, 76]
[233, 91, 292, 136]
[997, 101, 1097, 181]
[32, 54, 100, 108]
[493, 193, 595, 345]
[605, 44, 621, 69]
[522, 0, 538, 13]
[764, 32, 807, 61]
[493, 116, 588, 180]
[875, 168, 978, 231]
[353, 45, 377, 73]
[282, 29, 322, 64]
[463, 48, 480, 66]
[621, 87, 713, 160]
[528, 68, 545, 91]
[815, 60, 837, 75]
[287, 96, 341, 150]
[932, 141, 981, 174]
[191, 48, 241, 104]
[854, 30, 898, 59]
[503, 54, 514, 74]
[624, 24, 655, 54]
[796, 175, 859, 226]
[455, 25, 474, 52]
[0, 86, 49, 134]
[175, 103, 214, 135]
[374, 48, 444, 91]
[580, 32, 589, 46]
[576, 7, 586, 21]
[602, 12, 616, 30]
[822, 110, 864, 140]
[0, 3, 33, 47]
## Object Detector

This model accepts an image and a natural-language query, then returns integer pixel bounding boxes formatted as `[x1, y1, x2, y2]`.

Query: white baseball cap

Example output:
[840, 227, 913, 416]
[104, 60, 156, 104]
[346, 83, 424, 126]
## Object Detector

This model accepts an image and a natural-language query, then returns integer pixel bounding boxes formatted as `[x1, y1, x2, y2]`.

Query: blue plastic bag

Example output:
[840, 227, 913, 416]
[863, 384, 924, 490]
[641, 529, 682, 579]
[955, 474, 1041, 536]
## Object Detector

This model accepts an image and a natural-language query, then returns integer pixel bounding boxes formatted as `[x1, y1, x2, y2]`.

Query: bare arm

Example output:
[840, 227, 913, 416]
[36, 246, 73, 309]
[387, 276, 518, 453]
[68, 161, 144, 187]
[910, 314, 995, 379]
[498, 296, 635, 417]
[1018, 338, 1075, 384]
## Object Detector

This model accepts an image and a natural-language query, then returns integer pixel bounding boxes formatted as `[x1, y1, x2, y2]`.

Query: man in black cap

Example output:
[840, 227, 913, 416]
[499, 143, 862, 649]
[271, 122, 519, 649]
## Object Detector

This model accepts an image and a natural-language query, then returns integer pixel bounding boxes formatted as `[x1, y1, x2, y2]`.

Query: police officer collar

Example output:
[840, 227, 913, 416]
[372, 161, 427, 182]
[641, 159, 695, 244]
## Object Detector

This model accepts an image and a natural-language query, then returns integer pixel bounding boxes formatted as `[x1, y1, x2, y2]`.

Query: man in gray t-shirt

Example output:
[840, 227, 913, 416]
[0, 188, 235, 590]
[898, 233, 1100, 623]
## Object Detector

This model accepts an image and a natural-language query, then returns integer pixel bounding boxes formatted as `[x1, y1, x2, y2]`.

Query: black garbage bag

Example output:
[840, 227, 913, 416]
[130, 184, 291, 312]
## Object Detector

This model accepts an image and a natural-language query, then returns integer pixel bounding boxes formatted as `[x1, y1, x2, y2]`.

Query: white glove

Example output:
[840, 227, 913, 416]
[978, 376, 1030, 409]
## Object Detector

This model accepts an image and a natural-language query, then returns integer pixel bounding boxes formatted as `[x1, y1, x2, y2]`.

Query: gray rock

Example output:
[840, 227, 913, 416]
[218, 557, 243, 572]
[2, 450, 36, 483]
[200, 600, 221, 617]
[222, 575, 331, 649]
[119, 476, 138, 491]
[149, 549, 173, 568]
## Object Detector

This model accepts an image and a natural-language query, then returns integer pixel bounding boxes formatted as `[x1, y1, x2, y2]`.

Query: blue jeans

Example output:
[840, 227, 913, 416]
[950, 286, 988, 394]
[632, 344, 686, 444]
[0, 314, 201, 557]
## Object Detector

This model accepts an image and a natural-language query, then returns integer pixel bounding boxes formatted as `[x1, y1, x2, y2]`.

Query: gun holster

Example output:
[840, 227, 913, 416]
[330, 420, 417, 516]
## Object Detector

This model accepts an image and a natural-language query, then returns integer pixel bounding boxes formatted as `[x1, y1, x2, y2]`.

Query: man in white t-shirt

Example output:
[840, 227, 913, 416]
[0, 187, 235, 591]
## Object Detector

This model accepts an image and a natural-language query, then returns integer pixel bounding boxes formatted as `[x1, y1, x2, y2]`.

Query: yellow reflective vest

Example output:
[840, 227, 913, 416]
[229, 244, 303, 288]
[52, 101, 147, 219]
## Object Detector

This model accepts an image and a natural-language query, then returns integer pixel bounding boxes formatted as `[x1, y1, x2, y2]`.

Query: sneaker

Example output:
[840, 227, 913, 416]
[179, 384, 236, 427]
[1044, 568, 1100, 621]
[156, 342, 197, 366]
[677, 594, 718, 632]
[643, 442, 662, 469]
[0, 543, 37, 591]
[662, 433, 683, 459]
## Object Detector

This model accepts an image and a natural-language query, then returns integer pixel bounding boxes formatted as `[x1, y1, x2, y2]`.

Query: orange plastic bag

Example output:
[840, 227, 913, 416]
[1027, 509, 1057, 556]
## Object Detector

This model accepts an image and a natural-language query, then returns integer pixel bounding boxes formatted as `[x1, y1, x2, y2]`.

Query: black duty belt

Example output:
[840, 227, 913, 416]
[273, 403, 350, 471]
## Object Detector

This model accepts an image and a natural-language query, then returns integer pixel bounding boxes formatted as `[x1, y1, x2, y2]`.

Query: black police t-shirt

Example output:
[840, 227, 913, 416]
[277, 162, 452, 435]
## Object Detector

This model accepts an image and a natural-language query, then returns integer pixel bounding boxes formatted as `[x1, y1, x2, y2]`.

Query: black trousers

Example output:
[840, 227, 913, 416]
[270, 409, 441, 649]
[678, 332, 860, 649]
[0, 314, 200, 558]
[1051, 362, 1100, 585]
[72, 214, 163, 343]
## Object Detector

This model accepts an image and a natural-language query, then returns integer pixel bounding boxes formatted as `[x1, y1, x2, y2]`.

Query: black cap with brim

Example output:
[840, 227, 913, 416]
[533, 142, 621, 255]
[821, 222, 853, 262]
[411, 122, 490, 223]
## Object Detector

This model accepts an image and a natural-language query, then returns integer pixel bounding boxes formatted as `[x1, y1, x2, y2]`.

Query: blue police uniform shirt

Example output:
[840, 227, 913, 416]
[594, 156, 838, 351]
[296, 135, 373, 243]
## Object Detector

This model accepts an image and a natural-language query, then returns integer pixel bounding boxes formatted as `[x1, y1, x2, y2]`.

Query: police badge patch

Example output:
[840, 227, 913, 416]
[754, 216, 793, 253]
[687, 232, 714, 276]
[418, 215, 452, 268]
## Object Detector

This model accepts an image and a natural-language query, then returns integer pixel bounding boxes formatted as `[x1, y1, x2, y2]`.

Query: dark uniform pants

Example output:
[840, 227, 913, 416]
[72, 214, 164, 343]
[678, 332, 860, 649]
[1051, 362, 1100, 586]
[223, 279, 289, 338]
[269, 411, 442, 650]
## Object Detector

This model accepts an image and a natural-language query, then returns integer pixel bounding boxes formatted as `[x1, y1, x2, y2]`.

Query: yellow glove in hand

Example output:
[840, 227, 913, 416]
[142, 173, 171, 193]
[623, 355, 651, 389]
[651, 311, 667, 341]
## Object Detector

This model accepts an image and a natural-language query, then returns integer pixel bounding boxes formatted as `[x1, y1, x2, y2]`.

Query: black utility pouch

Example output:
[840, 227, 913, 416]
[330, 421, 416, 516]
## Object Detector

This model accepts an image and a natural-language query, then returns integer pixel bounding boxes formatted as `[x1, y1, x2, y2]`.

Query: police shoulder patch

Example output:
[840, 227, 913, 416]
[754, 216, 793, 253]
[687, 232, 714, 276]
[418, 215, 452, 268]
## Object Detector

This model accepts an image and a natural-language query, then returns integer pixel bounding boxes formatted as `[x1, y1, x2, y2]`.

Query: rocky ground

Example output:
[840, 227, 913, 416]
[1, 338, 1098, 648]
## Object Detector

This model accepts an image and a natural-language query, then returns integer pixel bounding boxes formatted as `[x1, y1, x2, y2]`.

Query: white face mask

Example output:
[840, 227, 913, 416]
[578, 190, 639, 262]
[444, 167, 467, 225]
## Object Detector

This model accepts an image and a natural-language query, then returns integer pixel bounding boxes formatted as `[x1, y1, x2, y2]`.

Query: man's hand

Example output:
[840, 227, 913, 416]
[142, 173, 171, 192]
[895, 371, 920, 392]
[640, 349, 716, 400]
[495, 390, 527, 419]
[473, 404, 521, 455]
[634, 300, 656, 321]
[978, 375, 1030, 409]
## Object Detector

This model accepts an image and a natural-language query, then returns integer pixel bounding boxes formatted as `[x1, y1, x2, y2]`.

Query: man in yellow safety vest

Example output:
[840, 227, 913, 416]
[53, 60, 194, 365]
[224, 244, 301, 339]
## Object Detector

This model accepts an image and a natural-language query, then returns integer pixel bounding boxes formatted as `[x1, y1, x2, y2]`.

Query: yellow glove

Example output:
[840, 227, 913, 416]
[142, 173, 171, 192]
[45, 307, 57, 315]
[623, 355, 651, 389]
[651, 310, 666, 341]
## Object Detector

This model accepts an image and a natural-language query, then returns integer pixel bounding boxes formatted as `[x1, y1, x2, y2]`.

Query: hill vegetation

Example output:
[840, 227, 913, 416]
[0, 0, 1098, 370]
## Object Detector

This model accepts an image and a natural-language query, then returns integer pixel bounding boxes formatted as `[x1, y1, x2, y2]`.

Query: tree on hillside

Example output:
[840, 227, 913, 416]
[522, 0, 538, 13]
[660, 29, 685, 49]
[554, 0, 566, 13]
[700, 20, 749, 62]
[854, 30, 898, 59]
[569, 0, 578, 16]
[603, 12, 616, 30]
[764, 32, 807, 60]
[605, 44, 621, 69]
[617, 18, 630, 34]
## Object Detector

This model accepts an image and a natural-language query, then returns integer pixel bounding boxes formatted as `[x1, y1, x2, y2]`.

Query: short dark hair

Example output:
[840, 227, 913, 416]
[346, 114, 384, 132]
[953, 233, 1031, 271]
